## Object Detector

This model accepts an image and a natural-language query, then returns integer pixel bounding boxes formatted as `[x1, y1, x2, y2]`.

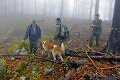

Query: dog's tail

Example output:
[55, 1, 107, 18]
[61, 43, 65, 53]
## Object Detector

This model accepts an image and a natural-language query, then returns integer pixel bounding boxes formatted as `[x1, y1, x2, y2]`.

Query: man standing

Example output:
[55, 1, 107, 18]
[53, 18, 69, 45]
[89, 14, 102, 47]
[23, 20, 41, 55]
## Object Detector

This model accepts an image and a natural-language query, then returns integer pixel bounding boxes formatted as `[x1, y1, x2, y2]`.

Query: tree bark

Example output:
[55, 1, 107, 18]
[21, 0, 23, 14]
[109, 0, 114, 21]
[9, 0, 10, 15]
[95, 0, 99, 14]
[35, 0, 37, 14]
[43, 0, 46, 16]
[60, 0, 64, 18]
[90, 0, 93, 20]
[105, 0, 120, 53]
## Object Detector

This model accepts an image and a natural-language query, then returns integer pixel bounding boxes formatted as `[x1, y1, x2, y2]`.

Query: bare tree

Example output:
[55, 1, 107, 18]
[8, 0, 10, 14]
[103, 0, 120, 53]
[21, 0, 24, 14]
[43, 0, 46, 16]
[4, 0, 7, 14]
[90, 0, 93, 19]
[109, 0, 114, 21]
[14, 0, 17, 14]
[0, 0, 3, 13]
[27, 0, 29, 14]
[95, 0, 100, 14]
[0, 0, 7, 14]
[72, 0, 79, 18]
[60, 0, 64, 18]
[35, 0, 37, 14]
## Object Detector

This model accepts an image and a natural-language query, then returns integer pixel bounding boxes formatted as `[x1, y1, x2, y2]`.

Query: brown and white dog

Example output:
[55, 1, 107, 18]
[42, 41, 65, 61]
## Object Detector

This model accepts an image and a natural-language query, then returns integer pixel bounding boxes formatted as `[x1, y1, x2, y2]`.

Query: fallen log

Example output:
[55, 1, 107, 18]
[65, 48, 106, 56]
[65, 53, 120, 62]
[0, 54, 29, 57]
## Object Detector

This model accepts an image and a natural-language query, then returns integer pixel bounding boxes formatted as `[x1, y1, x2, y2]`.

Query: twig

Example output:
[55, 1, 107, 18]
[84, 45, 107, 55]
[111, 74, 119, 80]
[85, 51, 100, 73]
[98, 65, 120, 70]
[85, 45, 94, 51]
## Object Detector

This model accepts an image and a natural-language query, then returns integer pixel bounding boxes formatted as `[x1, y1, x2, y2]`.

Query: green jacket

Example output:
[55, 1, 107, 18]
[92, 19, 102, 35]
[54, 25, 61, 40]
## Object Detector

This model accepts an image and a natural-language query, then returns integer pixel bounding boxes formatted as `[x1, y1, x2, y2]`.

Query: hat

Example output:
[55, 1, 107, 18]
[32, 20, 37, 23]
[95, 14, 100, 16]
[56, 18, 61, 21]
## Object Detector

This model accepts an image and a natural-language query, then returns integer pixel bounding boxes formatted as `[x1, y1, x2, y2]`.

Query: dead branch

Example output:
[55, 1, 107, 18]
[85, 51, 100, 73]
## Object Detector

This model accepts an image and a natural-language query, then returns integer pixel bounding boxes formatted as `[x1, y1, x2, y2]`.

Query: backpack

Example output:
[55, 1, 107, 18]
[60, 24, 69, 38]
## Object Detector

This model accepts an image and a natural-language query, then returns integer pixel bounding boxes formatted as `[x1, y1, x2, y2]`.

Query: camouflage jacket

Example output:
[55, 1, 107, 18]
[54, 24, 69, 40]
[92, 19, 102, 35]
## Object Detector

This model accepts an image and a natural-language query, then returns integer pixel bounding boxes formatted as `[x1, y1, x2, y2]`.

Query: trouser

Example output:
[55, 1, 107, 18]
[90, 34, 100, 47]
[55, 39, 64, 46]
[54, 36, 65, 46]
[30, 40, 39, 54]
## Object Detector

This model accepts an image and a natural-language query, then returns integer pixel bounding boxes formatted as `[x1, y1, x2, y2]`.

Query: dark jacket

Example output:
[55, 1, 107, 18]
[92, 19, 102, 35]
[24, 24, 41, 42]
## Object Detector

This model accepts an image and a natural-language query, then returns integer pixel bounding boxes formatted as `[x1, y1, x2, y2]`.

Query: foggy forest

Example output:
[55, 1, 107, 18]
[0, 0, 120, 80]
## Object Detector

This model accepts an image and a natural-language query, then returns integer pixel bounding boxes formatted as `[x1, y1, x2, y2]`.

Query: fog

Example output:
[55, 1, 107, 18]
[0, 0, 115, 43]
[0, 0, 115, 20]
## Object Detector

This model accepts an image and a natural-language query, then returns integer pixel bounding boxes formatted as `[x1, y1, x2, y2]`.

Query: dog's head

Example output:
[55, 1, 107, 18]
[39, 41, 46, 49]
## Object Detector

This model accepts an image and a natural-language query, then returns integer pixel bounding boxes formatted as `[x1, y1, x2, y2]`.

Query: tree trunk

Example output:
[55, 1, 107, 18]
[21, 0, 23, 14]
[90, 0, 93, 20]
[9, 0, 10, 15]
[109, 0, 114, 21]
[105, 0, 120, 53]
[4, 0, 7, 14]
[1, 0, 4, 14]
[14, 0, 17, 14]
[27, 0, 29, 14]
[43, 0, 46, 15]
[95, 0, 99, 14]
[72, 0, 76, 18]
[60, 0, 64, 18]
[35, 0, 37, 14]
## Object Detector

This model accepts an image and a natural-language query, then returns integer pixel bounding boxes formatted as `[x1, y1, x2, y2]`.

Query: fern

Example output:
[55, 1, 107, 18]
[8, 42, 21, 54]
[8, 41, 30, 54]
[21, 41, 30, 53]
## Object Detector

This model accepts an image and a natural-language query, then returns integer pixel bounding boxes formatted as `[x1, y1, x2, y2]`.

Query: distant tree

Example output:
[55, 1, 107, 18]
[95, 0, 99, 14]
[35, 0, 37, 14]
[0, 0, 7, 14]
[4, 0, 7, 14]
[72, 0, 79, 18]
[103, 0, 120, 53]
[43, 0, 46, 16]
[109, 0, 114, 21]
[0, 0, 3, 13]
[8, 0, 10, 14]
[14, 0, 17, 14]
[90, 0, 93, 19]
[60, 0, 64, 18]
[27, 0, 29, 14]
[21, 0, 23, 14]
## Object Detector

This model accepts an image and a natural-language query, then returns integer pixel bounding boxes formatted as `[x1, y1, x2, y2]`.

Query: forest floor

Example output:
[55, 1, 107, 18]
[0, 16, 120, 80]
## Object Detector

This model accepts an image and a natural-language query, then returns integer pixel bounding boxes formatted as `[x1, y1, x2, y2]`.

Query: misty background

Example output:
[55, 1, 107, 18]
[0, 0, 115, 44]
